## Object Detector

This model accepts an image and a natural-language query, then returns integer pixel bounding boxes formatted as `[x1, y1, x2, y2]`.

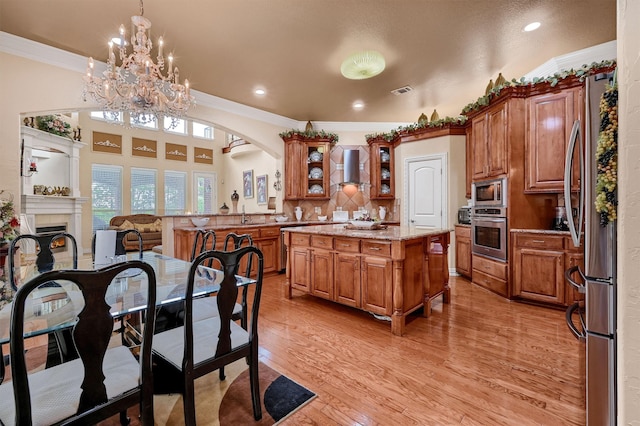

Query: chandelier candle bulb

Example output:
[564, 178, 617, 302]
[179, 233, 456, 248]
[158, 37, 163, 57]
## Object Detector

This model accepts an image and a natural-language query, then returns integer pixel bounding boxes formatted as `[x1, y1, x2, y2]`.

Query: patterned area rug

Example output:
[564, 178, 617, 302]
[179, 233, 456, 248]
[154, 360, 316, 425]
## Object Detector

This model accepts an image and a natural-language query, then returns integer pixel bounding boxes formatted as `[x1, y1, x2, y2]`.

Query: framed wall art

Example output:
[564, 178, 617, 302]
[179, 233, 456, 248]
[243, 169, 253, 198]
[256, 174, 268, 205]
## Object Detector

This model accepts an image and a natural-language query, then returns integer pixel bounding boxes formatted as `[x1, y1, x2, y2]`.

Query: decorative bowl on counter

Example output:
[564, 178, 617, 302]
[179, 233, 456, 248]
[275, 216, 289, 222]
[191, 217, 210, 227]
[349, 220, 377, 229]
[318, 215, 328, 221]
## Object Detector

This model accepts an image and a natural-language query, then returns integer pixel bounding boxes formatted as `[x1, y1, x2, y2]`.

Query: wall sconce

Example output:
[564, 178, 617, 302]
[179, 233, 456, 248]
[273, 170, 282, 191]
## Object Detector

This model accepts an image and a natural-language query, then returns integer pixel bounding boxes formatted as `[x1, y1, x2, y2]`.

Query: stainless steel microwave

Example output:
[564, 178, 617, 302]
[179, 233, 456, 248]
[472, 178, 507, 208]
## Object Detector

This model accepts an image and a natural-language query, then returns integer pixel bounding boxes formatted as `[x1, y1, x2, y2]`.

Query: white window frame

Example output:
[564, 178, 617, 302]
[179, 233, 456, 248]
[90, 110, 124, 124]
[193, 172, 218, 215]
[192, 120, 214, 140]
[163, 116, 187, 135]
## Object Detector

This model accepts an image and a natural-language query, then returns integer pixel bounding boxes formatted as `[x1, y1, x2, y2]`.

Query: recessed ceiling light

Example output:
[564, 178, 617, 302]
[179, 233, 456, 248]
[254, 88, 266, 96]
[352, 101, 365, 110]
[524, 22, 541, 32]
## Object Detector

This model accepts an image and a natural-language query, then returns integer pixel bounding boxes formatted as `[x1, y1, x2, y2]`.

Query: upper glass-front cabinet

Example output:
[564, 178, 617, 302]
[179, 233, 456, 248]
[368, 138, 395, 199]
[282, 135, 331, 200]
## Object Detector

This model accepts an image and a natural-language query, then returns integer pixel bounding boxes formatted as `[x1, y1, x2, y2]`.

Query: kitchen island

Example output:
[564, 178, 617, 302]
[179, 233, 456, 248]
[284, 224, 451, 336]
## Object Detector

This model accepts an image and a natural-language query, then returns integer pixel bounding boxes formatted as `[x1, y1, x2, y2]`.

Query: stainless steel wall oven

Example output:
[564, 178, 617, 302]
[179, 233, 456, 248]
[471, 206, 507, 262]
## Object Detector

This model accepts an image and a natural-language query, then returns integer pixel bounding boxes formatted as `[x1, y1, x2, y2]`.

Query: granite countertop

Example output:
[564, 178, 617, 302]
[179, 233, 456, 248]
[284, 224, 451, 241]
[510, 228, 571, 235]
[175, 220, 400, 231]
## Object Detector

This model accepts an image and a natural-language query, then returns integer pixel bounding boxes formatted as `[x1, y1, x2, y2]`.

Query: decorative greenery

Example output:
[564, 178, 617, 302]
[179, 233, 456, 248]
[36, 114, 72, 138]
[461, 59, 617, 115]
[0, 190, 20, 245]
[595, 81, 618, 226]
[279, 129, 339, 143]
[365, 115, 468, 142]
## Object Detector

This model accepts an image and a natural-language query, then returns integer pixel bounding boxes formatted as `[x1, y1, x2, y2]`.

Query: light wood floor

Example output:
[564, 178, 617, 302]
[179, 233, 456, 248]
[259, 273, 586, 425]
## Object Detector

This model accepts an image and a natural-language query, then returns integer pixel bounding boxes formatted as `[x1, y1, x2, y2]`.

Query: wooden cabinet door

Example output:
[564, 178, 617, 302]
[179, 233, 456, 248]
[310, 249, 333, 300]
[257, 237, 279, 276]
[525, 87, 583, 192]
[487, 103, 508, 177]
[303, 141, 331, 199]
[465, 126, 472, 198]
[513, 246, 565, 305]
[290, 246, 310, 292]
[471, 113, 488, 179]
[368, 140, 395, 199]
[334, 253, 361, 307]
[454, 226, 471, 278]
[361, 256, 393, 316]
[284, 141, 303, 200]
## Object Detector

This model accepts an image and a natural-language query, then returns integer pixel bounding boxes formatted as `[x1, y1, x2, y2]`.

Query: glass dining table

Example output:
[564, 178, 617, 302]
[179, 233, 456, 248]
[0, 251, 255, 345]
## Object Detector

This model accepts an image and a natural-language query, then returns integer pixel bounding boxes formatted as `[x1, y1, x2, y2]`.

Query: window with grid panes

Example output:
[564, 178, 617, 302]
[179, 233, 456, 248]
[131, 168, 157, 214]
[164, 170, 187, 215]
[91, 164, 123, 232]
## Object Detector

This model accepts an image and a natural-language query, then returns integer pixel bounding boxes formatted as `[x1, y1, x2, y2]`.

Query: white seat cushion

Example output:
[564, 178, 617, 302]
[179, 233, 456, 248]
[192, 296, 242, 322]
[153, 316, 249, 369]
[0, 345, 139, 426]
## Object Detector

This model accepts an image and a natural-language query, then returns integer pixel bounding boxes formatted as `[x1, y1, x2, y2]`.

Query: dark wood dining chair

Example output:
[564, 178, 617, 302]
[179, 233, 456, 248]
[0, 260, 157, 425]
[152, 246, 264, 424]
[3, 233, 79, 383]
[91, 229, 144, 261]
[190, 229, 216, 262]
[8, 232, 78, 291]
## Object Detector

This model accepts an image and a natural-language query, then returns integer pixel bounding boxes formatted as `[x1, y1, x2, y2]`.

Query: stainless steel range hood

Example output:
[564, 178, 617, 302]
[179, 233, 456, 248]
[342, 149, 360, 185]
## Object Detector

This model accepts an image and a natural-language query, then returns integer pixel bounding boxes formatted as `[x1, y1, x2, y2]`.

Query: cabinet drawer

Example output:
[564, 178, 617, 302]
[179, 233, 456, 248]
[473, 269, 508, 297]
[454, 225, 471, 239]
[290, 233, 310, 246]
[334, 238, 360, 253]
[361, 240, 391, 257]
[311, 235, 333, 249]
[473, 255, 507, 280]
[514, 234, 563, 250]
[260, 227, 280, 238]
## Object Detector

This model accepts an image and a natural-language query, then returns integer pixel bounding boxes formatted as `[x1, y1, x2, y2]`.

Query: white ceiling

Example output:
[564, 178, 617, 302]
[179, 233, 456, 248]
[0, 0, 616, 123]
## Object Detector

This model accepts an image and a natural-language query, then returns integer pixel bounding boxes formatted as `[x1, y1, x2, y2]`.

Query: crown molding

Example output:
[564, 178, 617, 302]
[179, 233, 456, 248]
[523, 40, 617, 81]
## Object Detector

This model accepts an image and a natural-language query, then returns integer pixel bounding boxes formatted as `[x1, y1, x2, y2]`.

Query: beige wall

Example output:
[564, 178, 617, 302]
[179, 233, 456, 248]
[617, 0, 640, 422]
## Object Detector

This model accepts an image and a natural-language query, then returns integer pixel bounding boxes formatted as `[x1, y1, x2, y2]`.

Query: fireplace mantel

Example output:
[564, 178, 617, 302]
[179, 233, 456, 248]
[20, 126, 88, 254]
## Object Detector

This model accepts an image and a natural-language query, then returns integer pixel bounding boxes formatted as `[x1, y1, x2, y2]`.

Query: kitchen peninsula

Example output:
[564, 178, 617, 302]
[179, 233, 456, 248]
[284, 224, 451, 336]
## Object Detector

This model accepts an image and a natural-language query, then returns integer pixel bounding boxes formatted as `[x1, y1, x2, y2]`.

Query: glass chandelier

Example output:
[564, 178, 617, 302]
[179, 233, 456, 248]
[82, 0, 194, 128]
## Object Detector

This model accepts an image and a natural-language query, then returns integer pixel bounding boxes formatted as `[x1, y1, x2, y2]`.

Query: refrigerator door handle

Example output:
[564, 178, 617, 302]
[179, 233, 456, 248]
[564, 119, 584, 248]
[566, 302, 586, 341]
[565, 265, 586, 294]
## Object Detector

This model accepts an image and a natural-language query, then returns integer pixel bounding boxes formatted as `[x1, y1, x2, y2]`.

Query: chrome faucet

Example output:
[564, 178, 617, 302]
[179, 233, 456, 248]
[241, 205, 250, 224]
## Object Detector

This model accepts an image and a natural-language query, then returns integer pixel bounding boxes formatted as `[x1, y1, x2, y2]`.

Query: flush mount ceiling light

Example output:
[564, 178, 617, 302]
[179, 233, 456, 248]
[524, 21, 541, 32]
[340, 51, 386, 80]
[83, 0, 194, 128]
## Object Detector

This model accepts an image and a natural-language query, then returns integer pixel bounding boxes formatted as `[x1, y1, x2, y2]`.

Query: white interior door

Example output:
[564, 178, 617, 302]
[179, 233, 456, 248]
[406, 155, 446, 228]
[193, 172, 217, 214]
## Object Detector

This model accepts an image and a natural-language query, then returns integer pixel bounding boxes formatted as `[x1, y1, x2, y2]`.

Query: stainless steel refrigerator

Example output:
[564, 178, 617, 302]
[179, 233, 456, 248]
[564, 71, 617, 425]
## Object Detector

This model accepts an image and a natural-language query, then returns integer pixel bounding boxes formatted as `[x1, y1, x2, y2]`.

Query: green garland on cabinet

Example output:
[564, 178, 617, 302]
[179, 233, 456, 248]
[595, 79, 618, 226]
[365, 116, 468, 142]
[461, 59, 617, 115]
[279, 129, 339, 144]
